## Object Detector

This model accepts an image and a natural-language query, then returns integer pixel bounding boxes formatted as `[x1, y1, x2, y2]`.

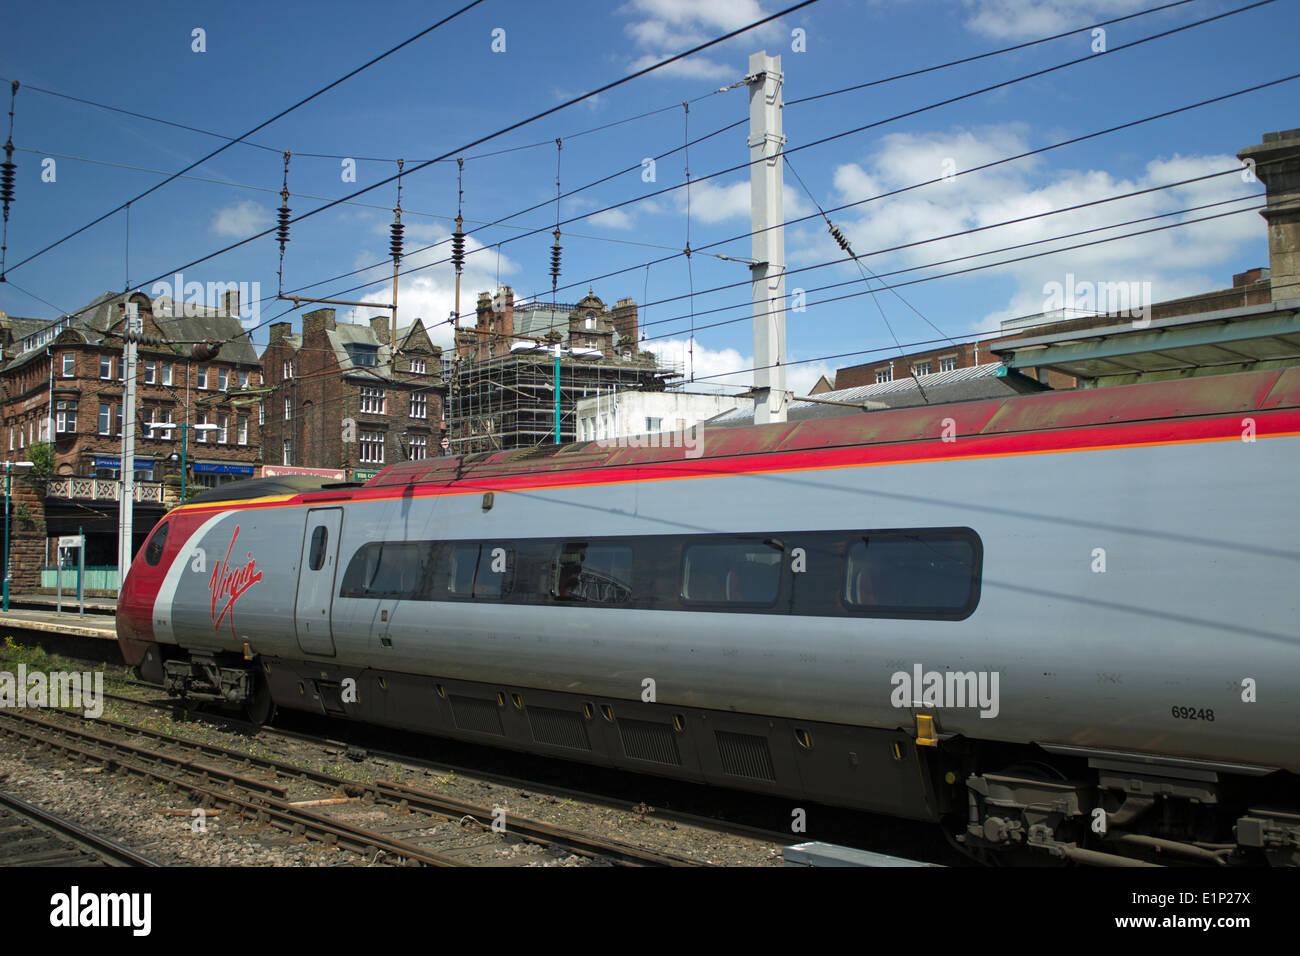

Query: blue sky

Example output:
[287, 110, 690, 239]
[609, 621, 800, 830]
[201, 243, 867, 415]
[1, 0, 1295, 393]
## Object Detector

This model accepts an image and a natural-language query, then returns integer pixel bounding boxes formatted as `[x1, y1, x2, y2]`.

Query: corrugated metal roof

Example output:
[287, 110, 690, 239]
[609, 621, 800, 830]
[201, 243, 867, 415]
[709, 363, 1022, 425]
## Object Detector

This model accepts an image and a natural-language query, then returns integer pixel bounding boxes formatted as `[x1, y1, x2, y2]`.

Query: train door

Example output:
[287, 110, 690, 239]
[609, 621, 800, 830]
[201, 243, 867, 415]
[294, 508, 342, 656]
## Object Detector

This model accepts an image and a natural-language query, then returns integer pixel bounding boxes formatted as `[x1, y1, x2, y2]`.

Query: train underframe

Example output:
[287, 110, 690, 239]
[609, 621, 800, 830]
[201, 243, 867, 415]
[138, 643, 1300, 867]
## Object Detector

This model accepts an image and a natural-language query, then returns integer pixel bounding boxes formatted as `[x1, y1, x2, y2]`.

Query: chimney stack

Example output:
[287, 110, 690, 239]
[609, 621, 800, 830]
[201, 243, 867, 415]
[370, 315, 391, 345]
[1238, 129, 1300, 303]
[302, 307, 337, 338]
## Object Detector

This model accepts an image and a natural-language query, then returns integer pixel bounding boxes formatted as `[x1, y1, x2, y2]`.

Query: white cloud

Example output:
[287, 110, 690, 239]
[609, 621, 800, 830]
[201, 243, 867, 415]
[674, 178, 810, 224]
[210, 200, 271, 238]
[619, 0, 782, 80]
[792, 124, 1262, 334]
[960, 0, 1150, 40]
[646, 336, 837, 397]
[587, 208, 636, 230]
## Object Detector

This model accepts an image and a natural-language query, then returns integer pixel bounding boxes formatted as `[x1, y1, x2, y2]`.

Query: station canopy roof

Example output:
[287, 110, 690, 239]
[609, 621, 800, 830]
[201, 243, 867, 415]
[991, 299, 1300, 387]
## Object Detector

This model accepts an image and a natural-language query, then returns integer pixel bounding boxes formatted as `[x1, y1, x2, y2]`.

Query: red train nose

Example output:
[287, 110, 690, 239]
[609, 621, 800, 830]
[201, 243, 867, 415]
[116, 519, 172, 668]
[116, 561, 155, 668]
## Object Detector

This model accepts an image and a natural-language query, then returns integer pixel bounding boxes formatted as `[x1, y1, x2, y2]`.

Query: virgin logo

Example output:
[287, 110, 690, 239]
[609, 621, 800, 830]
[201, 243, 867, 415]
[209, 526, 262, 637]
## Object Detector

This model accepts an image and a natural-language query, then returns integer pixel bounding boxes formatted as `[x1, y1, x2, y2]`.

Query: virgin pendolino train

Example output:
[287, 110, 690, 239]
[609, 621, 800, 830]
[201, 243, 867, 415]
[116, 367, 1300, 866]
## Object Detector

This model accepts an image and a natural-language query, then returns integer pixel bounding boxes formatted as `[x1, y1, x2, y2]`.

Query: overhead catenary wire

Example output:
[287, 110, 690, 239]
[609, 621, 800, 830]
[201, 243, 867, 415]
[273, 6, 1288, 347]
[6, 0, 1232, 330]
[638, 201, 1266, 350]
[635, 190, 1267, 342]
[9, 144, 704, 260]
[76, 0, 823, 334]
[784, 152, 931, 403]
[258, 71, 1290, 353]
[86, 0, 822, 347]
[3, 0, 490, 278]
[6, 0, 1280, 371]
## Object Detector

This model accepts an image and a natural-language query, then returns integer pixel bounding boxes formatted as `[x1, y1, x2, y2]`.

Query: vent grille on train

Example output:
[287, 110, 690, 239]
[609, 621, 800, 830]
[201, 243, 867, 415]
[618, 719, 681, 766]
[448, 695, 504, 736]
[716, 730, 777, 781]
[527, 706, 591, 751]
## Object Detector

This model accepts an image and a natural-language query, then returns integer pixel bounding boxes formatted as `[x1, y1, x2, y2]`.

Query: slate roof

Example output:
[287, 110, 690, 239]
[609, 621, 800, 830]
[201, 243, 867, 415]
[3, 292, 260, 370]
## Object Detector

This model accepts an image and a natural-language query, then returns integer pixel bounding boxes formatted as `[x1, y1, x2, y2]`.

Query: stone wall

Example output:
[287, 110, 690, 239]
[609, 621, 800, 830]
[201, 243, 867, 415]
[6, 475, 48, 592]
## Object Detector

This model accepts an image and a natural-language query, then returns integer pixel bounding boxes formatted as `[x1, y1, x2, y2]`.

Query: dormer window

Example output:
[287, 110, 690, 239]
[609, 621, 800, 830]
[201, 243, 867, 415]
[347, 344, 380, 368]
[584, 311, 596, 330]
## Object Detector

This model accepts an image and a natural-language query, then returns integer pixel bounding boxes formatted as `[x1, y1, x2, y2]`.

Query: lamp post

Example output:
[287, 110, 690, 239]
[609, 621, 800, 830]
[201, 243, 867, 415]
[3, 460, 35, 611]
[148, 422, 218, 501]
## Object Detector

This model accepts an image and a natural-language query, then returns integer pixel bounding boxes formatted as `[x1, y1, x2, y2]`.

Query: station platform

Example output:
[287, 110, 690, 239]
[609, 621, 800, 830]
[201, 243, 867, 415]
[7, 594, 117, 615]
[0, 607, 117, 641]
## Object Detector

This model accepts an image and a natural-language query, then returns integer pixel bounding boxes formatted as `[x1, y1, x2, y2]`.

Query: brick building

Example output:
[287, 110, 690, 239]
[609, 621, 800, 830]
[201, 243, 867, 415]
[260, 308, 445, 479]
[0, 289, 263, 575]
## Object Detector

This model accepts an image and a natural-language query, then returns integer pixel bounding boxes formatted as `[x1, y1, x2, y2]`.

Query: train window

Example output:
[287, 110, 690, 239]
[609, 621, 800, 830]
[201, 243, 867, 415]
[474, 545, 515, 599]
[553, 543, 633, 604]
[143, 522, 169, 566]
[308, 525, 328, 571]
[842, 530, 979, 616]
[681, 539, 782, 606]
[444, 544, 479, 596]
[339, 542, 433, 599]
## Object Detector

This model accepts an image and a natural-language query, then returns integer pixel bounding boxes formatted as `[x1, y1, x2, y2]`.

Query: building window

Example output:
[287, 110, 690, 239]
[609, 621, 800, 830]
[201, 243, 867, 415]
[409, 435, 427, 461]
[359, 430, 384, 463]
[645, 417, 662, 433]
[239, 371, 249, 390]
[145, 360, 157, 384]
[347, 345, 379, 368]
[100, 356, 112, 380]
[237, 416, 248, 445]
[61, 354, 75, 378]
[162, 362, 173, 385]
[283, 439, 293, 466]
[7, 427, 12, 450]
[283, 360, 294, 379]
[196, 413, 208, 442]
[409, 392, 427, 419]
[875, 367, 893, 384]
[939, 356, 957, 373]
[284, 398, 292, 421]
[98, 403, 111, 435]
[218, 414, 229, 444]
[197, 367, 208, 390]
[218, 368, 229, 391]
[259, 402, 265, 426]
[914, 361, 932, 376]
[410, 359, 426, 375]
[360, 387, 386, 414]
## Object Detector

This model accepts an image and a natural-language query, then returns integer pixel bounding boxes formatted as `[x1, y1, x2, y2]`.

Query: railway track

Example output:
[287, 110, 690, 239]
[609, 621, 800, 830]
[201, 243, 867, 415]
[103, 687, 798, 855]
[0, 788, 160, 866]
[0, 705, 710, 867]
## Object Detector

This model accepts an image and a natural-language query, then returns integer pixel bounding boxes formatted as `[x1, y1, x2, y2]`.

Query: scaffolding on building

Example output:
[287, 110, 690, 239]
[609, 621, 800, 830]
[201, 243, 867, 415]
[446, 348, 681, 454]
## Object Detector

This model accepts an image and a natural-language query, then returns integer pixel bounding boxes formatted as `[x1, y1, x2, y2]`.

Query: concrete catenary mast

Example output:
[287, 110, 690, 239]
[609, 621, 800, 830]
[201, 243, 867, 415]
[747, 51, 787, 424]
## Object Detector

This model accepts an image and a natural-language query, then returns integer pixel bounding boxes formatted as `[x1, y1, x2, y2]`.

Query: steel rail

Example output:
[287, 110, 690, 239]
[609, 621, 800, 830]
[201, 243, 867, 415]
[0, 788, 162, 866]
